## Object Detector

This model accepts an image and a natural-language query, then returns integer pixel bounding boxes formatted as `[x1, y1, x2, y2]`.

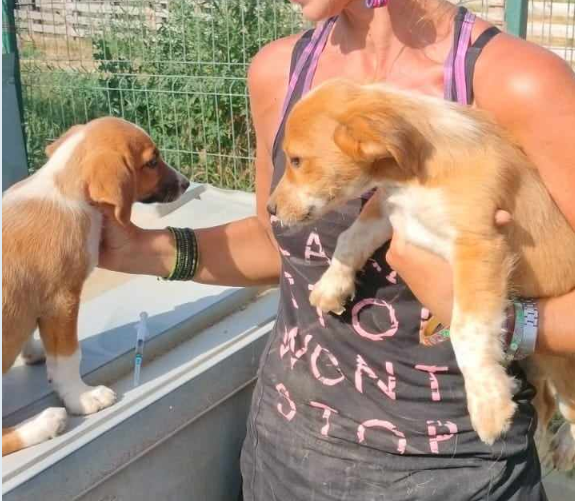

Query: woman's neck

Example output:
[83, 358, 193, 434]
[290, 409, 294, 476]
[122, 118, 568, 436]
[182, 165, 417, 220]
[329, 0, 456, 81]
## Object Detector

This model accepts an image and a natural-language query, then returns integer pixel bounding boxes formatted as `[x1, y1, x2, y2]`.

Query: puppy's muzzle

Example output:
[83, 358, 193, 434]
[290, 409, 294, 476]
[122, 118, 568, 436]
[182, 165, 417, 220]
[142, 164, 190, 204]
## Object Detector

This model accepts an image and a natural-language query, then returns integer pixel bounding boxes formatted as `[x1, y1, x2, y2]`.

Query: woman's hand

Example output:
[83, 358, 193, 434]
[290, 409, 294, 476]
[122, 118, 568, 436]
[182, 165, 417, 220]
[98, 213, 176, 277]
[386, 210, 512, 327]
[386, 234, 454, 326]
[98, 213, 143, 273]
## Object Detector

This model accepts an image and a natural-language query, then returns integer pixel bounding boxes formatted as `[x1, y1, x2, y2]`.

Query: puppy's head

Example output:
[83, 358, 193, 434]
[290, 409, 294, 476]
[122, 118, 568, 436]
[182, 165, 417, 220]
[47, 117, 190, 225]
[268, 79, 427, 225]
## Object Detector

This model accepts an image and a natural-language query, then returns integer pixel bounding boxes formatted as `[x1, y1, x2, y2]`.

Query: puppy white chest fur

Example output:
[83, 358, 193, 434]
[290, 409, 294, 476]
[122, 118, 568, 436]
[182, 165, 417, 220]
[382, 184, 455, 261]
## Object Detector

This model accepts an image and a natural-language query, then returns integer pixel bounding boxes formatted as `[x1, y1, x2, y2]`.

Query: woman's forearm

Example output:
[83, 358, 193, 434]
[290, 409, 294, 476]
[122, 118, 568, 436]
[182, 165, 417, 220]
[537, 289, 575, 355]
[193, 216, 281, 286]
[108, 216, 281, 287]
[385, 238, 575, 356]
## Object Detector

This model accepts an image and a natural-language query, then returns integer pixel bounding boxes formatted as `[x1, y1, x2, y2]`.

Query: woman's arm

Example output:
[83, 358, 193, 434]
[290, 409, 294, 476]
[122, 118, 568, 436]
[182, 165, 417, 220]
[105, 216, 280, 287]
[387, 34, 575, 356]
[479, 36, 575, 355]
[386, 239, 575, 355]
[98, 35, 301, 287]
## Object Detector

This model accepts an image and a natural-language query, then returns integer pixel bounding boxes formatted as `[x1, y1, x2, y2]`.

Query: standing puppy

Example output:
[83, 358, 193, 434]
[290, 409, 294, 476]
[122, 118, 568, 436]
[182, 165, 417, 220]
[2, 117, 190, 456]
[268, 79, 575, 467]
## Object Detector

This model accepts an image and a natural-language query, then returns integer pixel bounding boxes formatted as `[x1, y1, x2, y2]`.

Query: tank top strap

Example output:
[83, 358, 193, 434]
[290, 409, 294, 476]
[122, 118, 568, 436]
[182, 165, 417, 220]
[278, 17, 337, 128]
[272, 16, 337, 163]
[444, 7, 501, 105]
[464, 26, 501, 104]
[444, 6, 476, 104]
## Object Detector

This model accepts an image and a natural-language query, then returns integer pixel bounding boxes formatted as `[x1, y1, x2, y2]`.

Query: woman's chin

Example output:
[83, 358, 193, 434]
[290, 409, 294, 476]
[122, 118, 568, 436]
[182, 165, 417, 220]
[292, 0, 352, 22]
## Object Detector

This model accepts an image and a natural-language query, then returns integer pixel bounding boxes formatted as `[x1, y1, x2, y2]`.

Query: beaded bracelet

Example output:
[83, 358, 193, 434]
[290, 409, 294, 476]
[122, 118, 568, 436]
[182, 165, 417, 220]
[164, 227, 199, 281]
[504, 302, 525, 363]
[421, 316, 451, 347]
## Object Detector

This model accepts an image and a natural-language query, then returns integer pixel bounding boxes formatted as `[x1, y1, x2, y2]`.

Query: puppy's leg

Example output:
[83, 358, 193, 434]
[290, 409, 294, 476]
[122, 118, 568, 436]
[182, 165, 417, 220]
[521, 357, 557, 463]
[550, 422, 575, 471]
[39, 296, 116, 415]
[311, 191, 392, 314]
[450, 236, 517, 445]
[3, 311, 39, 373]
[2, 408, 67, 456]
[546, 358, 575, 471]
[21, 337, 46, 365]
[533, 381, 557, 462]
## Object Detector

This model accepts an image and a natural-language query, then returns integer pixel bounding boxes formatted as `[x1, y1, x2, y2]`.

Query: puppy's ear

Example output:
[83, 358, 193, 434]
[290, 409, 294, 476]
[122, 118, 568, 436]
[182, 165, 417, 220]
[83, 150, 135, 226]
[334, 111, 426, 175]
[45, 124, 85, 158]
[334, 115, 389, 163]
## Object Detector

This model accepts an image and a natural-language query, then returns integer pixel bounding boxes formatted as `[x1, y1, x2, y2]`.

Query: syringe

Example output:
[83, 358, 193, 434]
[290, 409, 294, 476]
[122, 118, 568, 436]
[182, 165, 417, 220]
[133, 312, 149, 387]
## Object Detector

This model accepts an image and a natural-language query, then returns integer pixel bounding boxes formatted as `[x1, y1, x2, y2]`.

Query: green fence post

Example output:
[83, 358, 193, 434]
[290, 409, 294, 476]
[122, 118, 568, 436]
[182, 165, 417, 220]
[504, 0, 529, 39]
[2, 0, 18, 54]
[2, 0, 29, 184]
[2, 0, 24, 116]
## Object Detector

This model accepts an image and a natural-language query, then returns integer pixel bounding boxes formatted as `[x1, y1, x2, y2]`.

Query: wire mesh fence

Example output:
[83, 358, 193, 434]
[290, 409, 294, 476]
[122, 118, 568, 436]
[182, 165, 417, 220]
[460, 0, 574, 63]
[13, 0, 575, 190]
[15, 0, 306, 190]
[527, 0, 574, 63]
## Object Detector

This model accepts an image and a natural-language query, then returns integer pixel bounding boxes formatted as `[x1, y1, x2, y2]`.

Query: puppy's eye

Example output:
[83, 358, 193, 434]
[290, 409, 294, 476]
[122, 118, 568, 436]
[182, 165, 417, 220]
[147, 157, 158, 169]
[290, 157, 301, 168]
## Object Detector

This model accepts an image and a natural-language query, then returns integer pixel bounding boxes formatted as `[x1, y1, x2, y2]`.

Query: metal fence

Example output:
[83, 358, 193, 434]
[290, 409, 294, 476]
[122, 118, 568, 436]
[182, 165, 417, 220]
[464, 0, 574, 62]
[527, 0, 574, 63]
[13, 0, 305, 190]
[11, 0, 575, 190]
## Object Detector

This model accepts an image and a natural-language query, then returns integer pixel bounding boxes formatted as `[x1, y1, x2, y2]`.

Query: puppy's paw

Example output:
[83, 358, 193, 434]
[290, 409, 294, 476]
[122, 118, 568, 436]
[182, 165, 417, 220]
[310, 265, 356, 315]
[35, 407, 68, 437]
[467, 374, 517, 445]
[548, 422, 575, 471]
[63, 385, 117, 415]
[19, 407, 68, 448]
[21, 338, 46, 365]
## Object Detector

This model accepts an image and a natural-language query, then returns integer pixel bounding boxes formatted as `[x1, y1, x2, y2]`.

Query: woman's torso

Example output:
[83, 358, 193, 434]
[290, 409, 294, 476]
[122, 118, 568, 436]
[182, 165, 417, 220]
[241, 8, 545, 501]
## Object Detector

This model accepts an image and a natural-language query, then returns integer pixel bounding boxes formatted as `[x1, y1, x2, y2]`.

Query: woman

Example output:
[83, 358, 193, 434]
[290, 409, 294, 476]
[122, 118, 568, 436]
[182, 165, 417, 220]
[100, 1, 575, 499]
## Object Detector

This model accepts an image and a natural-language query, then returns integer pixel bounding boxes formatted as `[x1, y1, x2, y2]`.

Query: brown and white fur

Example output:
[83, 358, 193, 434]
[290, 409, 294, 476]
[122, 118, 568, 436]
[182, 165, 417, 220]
[268, 79, 575, 468]
[2, 117, 189, 456]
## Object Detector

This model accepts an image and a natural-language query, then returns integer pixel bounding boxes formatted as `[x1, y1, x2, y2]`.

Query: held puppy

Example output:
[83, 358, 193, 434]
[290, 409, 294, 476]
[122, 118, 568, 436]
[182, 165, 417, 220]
[268, 79, 575, 465]
[2, 117, 190, 456]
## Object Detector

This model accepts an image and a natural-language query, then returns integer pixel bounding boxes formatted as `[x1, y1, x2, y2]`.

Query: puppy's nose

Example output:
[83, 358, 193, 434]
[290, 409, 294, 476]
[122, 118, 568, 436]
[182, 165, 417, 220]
[180, 178, 190, 192]
[267, 202, 277, 216]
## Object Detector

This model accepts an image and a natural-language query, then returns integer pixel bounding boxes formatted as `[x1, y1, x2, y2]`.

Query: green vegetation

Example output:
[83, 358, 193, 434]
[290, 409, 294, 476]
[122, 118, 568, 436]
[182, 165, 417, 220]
[21, 0, 303, 190]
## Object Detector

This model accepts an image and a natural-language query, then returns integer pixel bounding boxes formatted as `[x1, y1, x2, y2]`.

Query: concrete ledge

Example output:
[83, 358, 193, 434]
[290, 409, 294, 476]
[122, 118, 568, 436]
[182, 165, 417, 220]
[3, 289, 278, 499]
[3, 184, 258, 425]
[2, 184, 270, 499]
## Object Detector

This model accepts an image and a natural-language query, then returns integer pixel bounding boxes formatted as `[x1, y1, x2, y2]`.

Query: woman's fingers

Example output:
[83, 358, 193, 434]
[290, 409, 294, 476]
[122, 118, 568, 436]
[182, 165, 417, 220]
[495, 210, 512, 226]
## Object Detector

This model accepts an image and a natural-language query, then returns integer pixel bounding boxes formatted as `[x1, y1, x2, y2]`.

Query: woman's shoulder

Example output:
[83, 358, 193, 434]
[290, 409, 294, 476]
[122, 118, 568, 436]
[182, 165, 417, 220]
[473, 31, 575, 126]
[248, 32, 305, 101]
[247, 32, 308, 148]
[473, 30, 575, 229]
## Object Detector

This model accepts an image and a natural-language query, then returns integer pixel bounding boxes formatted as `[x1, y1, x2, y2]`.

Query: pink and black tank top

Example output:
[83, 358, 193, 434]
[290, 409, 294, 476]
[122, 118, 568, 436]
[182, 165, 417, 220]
[240, 8, 547, 501]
